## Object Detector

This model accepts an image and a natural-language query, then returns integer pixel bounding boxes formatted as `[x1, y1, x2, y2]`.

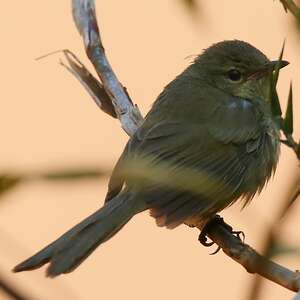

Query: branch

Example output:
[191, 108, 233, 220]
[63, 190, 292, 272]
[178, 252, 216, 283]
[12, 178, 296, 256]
[206, 220, 300, 292]
[72, 0, 143, 136]
[70, 0, 300, 294]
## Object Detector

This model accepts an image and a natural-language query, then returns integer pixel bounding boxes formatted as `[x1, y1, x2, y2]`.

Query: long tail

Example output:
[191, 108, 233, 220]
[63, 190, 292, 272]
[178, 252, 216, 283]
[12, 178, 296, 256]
[13, 193, 145, 277]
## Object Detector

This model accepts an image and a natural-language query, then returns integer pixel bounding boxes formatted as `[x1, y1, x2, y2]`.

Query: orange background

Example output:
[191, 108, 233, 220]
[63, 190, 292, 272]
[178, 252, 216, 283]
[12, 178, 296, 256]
[0, 1, 299, 299]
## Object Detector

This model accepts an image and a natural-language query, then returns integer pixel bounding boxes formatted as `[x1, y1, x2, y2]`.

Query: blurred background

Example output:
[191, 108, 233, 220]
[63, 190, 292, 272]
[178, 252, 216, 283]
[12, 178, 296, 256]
[0, 1, 299, 299]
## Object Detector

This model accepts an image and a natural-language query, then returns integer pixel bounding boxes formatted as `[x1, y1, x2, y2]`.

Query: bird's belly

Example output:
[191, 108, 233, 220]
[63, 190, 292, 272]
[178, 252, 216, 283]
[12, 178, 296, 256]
[239, 131, 280, 204]
[184, 133, 280, 229]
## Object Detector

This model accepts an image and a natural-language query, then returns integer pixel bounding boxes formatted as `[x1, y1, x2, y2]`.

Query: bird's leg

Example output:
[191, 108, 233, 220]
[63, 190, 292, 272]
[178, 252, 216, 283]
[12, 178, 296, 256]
[198, 215, 245, 255]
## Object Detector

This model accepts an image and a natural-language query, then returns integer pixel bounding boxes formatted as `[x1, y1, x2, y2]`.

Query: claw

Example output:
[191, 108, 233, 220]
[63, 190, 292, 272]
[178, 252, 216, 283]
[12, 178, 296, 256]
[198, 233, 214, 247]
[209, 246, 221, 255]
[198, 230, 220, 254]
[198, 215, 224, 253]
[198, 215, 245, 254]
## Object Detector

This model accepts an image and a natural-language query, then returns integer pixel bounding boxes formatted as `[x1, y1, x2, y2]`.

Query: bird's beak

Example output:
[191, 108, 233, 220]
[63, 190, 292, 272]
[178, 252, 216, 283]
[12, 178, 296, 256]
[247, 60, 289, 80]
[268, 60, 290, 70]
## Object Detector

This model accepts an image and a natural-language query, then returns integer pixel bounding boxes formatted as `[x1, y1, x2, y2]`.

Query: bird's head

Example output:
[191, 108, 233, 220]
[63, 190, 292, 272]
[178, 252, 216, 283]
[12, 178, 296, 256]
[193, 40, 288, 100]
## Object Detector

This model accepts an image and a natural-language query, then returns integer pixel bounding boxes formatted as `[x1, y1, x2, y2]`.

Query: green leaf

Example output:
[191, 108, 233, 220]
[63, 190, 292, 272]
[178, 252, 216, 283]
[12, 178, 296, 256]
[270, 90, 282, 119]
[270, 42, 285, 119]
[283, 82, 294, 134]
[273, 40, 285, 86]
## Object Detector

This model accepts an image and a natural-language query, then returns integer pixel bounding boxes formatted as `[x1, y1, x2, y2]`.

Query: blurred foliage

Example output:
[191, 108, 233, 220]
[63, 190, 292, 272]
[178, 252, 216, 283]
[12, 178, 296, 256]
[0, 174, 22, 198]
[181, 0, 198, 9]
[0, 273, 31, 300]
[0, 167, 106, 199]
[39, 168, 106, 181]
[280, 0, 300, 21]
[179, 0, 202, 18]
[279, 0, 300, 36]
[268, 241, 300, 258]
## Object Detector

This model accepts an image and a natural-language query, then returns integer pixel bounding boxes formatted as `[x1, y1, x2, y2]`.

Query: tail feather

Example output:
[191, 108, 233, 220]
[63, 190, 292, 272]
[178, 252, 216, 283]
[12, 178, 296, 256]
[13, 193, 144, 277]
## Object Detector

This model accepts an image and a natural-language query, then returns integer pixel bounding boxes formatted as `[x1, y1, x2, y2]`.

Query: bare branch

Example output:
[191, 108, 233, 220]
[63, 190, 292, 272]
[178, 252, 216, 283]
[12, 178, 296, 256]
[60, 49, 117, 118]
[72, 0, 143, 136]
[206, 220, 300, 292]
[71, 0, 300, 294]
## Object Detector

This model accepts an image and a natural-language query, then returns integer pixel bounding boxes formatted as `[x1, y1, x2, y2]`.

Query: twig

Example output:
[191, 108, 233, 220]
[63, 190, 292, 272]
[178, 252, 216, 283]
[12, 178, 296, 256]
[71, 0, 300, 294]
[60, 49, 117, 118]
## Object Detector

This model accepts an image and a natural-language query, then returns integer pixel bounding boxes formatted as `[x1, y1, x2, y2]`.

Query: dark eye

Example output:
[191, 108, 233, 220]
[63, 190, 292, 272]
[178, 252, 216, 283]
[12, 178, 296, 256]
[227, 69, 242, 82]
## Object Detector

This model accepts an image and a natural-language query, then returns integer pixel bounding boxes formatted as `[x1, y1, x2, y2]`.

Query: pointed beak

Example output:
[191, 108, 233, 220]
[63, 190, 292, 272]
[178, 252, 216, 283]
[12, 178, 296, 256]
[247, 60, 289, 80]
[268, 60, 289, 70]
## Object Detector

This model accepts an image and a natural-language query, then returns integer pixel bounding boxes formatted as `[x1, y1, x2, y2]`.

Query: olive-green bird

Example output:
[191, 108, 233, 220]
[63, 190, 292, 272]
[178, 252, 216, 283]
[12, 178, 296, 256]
[14, 40, 288, 277]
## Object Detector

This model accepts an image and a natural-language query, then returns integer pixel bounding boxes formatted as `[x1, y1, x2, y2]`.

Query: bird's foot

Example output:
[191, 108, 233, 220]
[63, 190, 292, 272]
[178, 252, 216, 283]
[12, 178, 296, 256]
[198, 215, 245, 255]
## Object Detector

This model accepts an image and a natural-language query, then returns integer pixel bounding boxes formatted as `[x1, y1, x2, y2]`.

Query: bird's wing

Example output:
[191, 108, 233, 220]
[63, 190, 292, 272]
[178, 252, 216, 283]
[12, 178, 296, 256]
[104, 143, 129, 203]
[104, 121, 182, 203]
[105, 96, 265, 228]
[104, 120, 181, 203]
[127, 112, 262, 228]
[207, 97, 263, 144]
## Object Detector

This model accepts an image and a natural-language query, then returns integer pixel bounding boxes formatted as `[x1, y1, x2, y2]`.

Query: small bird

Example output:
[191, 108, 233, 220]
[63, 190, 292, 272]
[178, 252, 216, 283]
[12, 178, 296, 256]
[13, 40, 288, 277]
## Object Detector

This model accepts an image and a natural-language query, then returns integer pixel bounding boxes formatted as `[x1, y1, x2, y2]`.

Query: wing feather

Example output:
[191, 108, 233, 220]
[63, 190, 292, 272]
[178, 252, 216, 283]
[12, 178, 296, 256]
[106, 94, 265, 227]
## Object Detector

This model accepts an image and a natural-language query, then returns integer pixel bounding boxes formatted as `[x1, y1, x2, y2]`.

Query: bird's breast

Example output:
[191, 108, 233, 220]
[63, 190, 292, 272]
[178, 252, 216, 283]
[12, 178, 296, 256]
[242, 119, 280, 203]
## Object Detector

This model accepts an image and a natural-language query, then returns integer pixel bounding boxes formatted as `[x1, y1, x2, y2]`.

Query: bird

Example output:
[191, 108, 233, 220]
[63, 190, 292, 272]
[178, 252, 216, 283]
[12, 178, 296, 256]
[13, 40, 288, 277]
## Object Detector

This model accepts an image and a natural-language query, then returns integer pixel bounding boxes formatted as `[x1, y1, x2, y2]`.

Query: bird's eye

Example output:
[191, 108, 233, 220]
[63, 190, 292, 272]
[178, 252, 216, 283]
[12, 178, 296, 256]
[227, 69, 242, 82]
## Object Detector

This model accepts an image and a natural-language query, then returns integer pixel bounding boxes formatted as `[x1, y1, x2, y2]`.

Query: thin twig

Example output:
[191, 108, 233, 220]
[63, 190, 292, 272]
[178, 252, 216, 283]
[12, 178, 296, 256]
[71, 0, 300, 294]
[60, 49, 117, 118]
